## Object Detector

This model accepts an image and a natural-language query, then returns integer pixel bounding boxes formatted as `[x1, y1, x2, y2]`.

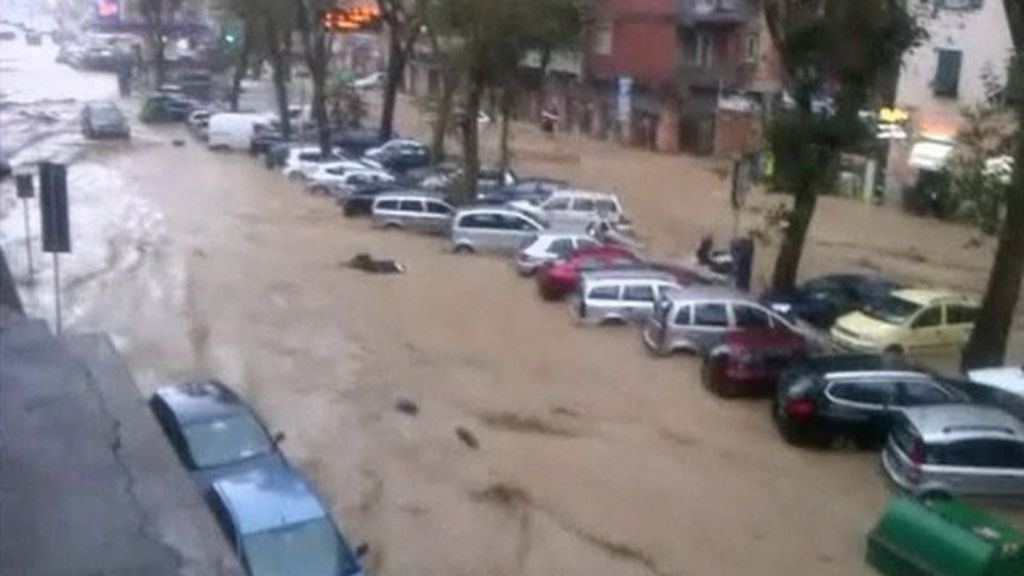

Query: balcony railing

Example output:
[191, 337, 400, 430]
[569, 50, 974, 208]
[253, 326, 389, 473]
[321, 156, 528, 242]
[678, 61, 756, 90]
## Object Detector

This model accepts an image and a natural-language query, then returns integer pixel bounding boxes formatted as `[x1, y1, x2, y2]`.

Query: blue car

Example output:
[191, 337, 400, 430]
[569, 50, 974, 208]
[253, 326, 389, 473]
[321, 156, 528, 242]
[760, 274, 901, 329]
[150, 380, 289, 492]
[209, 466, 366, 576]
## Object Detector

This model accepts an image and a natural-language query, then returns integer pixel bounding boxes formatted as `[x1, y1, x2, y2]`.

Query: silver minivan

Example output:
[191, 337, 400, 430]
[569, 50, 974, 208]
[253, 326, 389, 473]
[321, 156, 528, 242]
[882, 405, 1024, 497]
[573, 270, 680, 325]
[642, 286, 795, 355]
[371, 193, 454, 234]
[450, 208, 545, 254]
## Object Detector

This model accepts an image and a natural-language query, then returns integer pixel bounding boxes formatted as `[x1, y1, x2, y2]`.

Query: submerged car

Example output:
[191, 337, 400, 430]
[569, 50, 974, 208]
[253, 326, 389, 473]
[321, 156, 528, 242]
[149, 380, 287, 492]
[771, 354, 973, 448]
[761, 274, 901, 329]
[830, 289, 979, 357]
[536, 246, 639, 300]
[81, 101, 130, 139]
[882, 405, 1024, 497]
[702, 327, 809, 398]
[573, 270, 680, 325]
[210, 466, 366, 576]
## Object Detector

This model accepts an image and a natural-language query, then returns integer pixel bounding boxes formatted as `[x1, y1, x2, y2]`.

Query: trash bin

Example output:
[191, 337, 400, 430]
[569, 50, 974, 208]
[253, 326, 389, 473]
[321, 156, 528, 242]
[867, 496, 1024, 576]
[729, 237, 754, 292]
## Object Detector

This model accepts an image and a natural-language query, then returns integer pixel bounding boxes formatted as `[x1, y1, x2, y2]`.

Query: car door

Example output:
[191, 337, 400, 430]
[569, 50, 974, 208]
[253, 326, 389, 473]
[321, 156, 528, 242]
[424, 200, 454, 233]
[904, 305, 945, 355]
[398, 199, 425, 229]
[895, 378, 959, 407]
[687, 302, 731, 353]
[542, 197, 571, 222]
[503, 214, 542, 250]
[732, 304, 773, 333]
[943, 304, 979, 351]
[465, 213, 503, 250]
[823, 377, 899, 443]
[570, 197, 596, 223]
[621, 283, 657, 322]
[584, 284, 621, 320]
[940, 439, 1024, 496]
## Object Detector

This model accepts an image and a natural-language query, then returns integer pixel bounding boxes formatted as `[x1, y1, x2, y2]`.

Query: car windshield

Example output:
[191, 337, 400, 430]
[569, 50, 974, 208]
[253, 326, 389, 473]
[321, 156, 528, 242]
[242, 518, 359, 576]
[862, 295, 922, 325]
[181, 414, 272, 468]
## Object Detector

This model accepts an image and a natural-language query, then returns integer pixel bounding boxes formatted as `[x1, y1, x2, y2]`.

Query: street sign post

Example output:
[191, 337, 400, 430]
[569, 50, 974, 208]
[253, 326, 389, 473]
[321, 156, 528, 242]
[15, 173, 35, 281]
[39, 162, 71, 334]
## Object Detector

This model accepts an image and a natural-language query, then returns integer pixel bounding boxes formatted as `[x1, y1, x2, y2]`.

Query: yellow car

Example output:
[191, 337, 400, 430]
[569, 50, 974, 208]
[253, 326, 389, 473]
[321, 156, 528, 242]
[830, 289, 979, 356]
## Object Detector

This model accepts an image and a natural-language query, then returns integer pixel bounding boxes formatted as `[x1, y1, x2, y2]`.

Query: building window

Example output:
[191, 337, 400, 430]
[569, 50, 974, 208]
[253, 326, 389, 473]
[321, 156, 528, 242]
[592, 23, 613, 56]
[933, 49, 962, 98]
[744, 34, 759, 63]
[693, 33, 714, 67]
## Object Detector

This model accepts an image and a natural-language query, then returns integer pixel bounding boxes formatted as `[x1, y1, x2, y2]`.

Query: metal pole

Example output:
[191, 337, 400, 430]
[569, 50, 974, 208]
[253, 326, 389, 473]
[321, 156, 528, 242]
[53, 253, 62, 335]
[22, 198, 34, 281]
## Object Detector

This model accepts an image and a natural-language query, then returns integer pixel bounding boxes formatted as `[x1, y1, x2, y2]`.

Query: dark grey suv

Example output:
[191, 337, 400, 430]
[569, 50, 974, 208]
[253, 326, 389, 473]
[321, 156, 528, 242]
[81, 101, 130, 139]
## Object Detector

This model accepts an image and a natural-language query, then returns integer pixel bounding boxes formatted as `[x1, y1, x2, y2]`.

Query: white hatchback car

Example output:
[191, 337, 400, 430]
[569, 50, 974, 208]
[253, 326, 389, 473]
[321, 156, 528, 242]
[306, 164, 394, 197]
[515, 233, 603, 275]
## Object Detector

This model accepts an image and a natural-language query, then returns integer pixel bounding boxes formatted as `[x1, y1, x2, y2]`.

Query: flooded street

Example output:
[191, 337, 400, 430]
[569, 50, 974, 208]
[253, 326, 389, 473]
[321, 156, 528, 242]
[4, 37, 1024, 576]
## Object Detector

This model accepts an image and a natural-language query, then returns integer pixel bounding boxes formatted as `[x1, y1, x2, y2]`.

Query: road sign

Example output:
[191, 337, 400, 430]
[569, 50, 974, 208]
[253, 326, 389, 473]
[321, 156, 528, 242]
[15, 173, 33, 199]
[39, 162, 71, 254]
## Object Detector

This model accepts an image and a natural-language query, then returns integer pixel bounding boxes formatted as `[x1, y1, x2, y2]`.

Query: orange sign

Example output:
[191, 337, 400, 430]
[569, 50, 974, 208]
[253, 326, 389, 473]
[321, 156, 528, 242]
[97, 0, 120, 18]
[321, 4, 381, 31]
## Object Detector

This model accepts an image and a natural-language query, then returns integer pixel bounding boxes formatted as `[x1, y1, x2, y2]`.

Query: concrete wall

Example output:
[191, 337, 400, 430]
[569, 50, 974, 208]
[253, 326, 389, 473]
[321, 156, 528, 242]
[895, 1, 1013, 137]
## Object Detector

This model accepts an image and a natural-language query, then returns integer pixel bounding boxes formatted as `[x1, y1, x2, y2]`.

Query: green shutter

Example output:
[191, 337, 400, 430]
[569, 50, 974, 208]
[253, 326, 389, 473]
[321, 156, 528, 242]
[934, 49, 962, 97]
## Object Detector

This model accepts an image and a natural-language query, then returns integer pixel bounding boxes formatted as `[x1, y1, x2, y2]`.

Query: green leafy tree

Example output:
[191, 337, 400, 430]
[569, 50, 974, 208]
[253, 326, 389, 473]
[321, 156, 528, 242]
[379, 0, 426, 140]
[763, 0, 923, 292]
[295, 0, 337, 155]
[962, 2, 1024, 369]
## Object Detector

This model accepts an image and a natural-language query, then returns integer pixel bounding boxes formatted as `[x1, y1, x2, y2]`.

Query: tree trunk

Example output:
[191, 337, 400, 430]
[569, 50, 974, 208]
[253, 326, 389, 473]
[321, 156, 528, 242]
[770, 181, 817, 292]
[430, 66, 457, 163]
[460, 78, 484, 203]
[498, 88, 513, 173]
[229, 17, 253, 112]
[312, 63, 331, 156]
[380, 30, 407, 140]
[961, 96, 1024, 370]
[151, 32, 166, 87]
[265, 16, 291, 140]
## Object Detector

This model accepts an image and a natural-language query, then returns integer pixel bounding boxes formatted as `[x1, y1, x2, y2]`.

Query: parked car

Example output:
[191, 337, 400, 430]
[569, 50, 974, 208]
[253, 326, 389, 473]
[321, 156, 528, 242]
[511, 190, 627, 227]
[303, 160, 391, 192]
[761, 274, 901, 329]
[476, 177, 569, 206]
[536, 247, 640, 300]
[573, 270, 680, 325]
[702, 327, 810, 398]
[422, 166, 517, 192]
[371, 144, 430, 173]
[830, 289, 979, 357]
[186, 110, 212, 140]
[968, 364, 1024, 397]
[308, 168, 395, 198]
[281, 148, 348, 180]
[149, 380, 287, 491]
[140, 94, 193, 123]
[515, 233, 604, 275]
[365, 138, 424, 160]
[208, 113, 273, 150]
[771, 354, 973, 448]
[209, 466, 366, 576]
[371, 192, 454, 233]
[81, 101, 130, 139]
[450, 208, 546, 254]
[339, 183, 403, 217]
[643, 286, 799, 356]
[334, 129, 388, 157]
[882, 405, 1024, 497]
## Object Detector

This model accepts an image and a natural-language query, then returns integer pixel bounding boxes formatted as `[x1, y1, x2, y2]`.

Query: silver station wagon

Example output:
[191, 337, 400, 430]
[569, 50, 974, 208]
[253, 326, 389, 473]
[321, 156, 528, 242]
[573, 270, 680, 325]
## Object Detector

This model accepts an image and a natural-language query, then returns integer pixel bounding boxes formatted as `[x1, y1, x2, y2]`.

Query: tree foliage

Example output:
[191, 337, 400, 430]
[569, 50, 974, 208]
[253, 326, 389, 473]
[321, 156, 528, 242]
[763, 0, 924, 292]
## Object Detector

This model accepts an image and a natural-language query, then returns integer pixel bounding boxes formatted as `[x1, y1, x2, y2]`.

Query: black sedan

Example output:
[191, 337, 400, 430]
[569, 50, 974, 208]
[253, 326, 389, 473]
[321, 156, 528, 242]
[772, 354, 971, 448]
[760, 274, 900, 329]
[149, 379, 288, 492]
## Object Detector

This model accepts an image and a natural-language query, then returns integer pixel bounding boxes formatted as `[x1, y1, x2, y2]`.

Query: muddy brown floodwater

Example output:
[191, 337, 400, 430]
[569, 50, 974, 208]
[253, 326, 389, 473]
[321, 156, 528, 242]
[6, 90, 1024, 575]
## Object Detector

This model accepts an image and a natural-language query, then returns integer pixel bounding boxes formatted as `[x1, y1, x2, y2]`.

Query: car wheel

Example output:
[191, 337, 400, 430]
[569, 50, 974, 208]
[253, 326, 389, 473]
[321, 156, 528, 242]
[382, 222, 402, 230]
[702, 357, 735, 398]
[287, 171, 304, 182]
[453, 244, 474, 254]
[311, 185, 329, 196]
[599, 317, 626, 327]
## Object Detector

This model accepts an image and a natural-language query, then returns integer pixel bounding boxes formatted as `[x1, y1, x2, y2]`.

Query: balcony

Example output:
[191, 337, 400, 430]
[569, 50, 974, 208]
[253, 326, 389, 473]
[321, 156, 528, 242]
[677, 0, 755, 26]
[678, 61, 756, 91]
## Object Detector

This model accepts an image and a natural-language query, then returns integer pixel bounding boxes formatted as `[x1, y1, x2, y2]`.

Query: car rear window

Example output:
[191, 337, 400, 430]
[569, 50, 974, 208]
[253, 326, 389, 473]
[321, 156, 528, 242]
[588, 285, 619, 300]
[694, 303, 728, 328]
[376, 199, 398, 210]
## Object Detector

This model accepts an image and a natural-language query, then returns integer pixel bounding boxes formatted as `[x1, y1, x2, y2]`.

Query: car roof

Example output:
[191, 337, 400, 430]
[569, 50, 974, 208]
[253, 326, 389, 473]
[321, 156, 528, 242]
[375, 191, 448, 201]
[892, 288, 977, 307]
[901, 405, 1024, 443]
[456, 207, 537, 218]
[213, 466, 327, 535]
[533, 232, 592, 243]
[581, 269, 677, 284]
[548, 190, 619, 201]
[152, 380, 249, 425]
[660, 285, 752, 303]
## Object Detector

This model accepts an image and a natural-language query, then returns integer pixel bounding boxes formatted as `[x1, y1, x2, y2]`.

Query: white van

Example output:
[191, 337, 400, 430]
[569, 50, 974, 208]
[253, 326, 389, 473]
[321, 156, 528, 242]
[208, 113, 272, 150]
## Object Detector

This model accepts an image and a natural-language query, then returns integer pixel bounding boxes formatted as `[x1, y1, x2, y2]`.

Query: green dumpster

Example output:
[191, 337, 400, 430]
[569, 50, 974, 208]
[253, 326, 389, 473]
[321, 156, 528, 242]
[867, 496, 1024, 576]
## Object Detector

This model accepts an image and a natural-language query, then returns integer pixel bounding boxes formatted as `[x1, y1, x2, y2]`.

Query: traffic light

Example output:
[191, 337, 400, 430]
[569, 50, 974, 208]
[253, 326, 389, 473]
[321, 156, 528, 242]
[320, 4, 382, 32]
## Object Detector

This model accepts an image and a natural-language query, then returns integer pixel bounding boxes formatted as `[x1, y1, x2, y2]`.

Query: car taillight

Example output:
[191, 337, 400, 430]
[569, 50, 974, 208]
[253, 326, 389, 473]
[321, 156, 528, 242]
[907, 439, 924, 484]
[785, 398, 815, 420]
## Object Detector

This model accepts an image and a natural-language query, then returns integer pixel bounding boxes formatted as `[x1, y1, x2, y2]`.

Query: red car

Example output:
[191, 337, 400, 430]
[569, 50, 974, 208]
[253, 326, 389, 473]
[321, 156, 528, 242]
[536, 247, 638, 300]
[701, 327, 809, 398]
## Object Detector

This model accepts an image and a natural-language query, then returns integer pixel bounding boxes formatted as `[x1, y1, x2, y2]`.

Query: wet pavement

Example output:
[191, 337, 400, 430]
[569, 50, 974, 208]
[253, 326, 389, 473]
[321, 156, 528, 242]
[3, 34, 1024, 576]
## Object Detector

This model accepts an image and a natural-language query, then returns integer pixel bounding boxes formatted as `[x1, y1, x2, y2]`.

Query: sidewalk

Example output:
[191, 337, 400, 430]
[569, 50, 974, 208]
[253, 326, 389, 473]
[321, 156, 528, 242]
[0, 313, 243, 576]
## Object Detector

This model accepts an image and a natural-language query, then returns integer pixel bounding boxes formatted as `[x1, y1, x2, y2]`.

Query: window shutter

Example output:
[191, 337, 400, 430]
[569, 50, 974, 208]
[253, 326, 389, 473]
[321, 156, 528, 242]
[934, 49, 962, 97]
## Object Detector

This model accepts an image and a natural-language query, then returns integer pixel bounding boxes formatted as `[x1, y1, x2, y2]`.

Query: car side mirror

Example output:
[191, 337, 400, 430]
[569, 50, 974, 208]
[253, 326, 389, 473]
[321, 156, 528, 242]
[272, 431, 286, 445]
[355, 543, 370, 559]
